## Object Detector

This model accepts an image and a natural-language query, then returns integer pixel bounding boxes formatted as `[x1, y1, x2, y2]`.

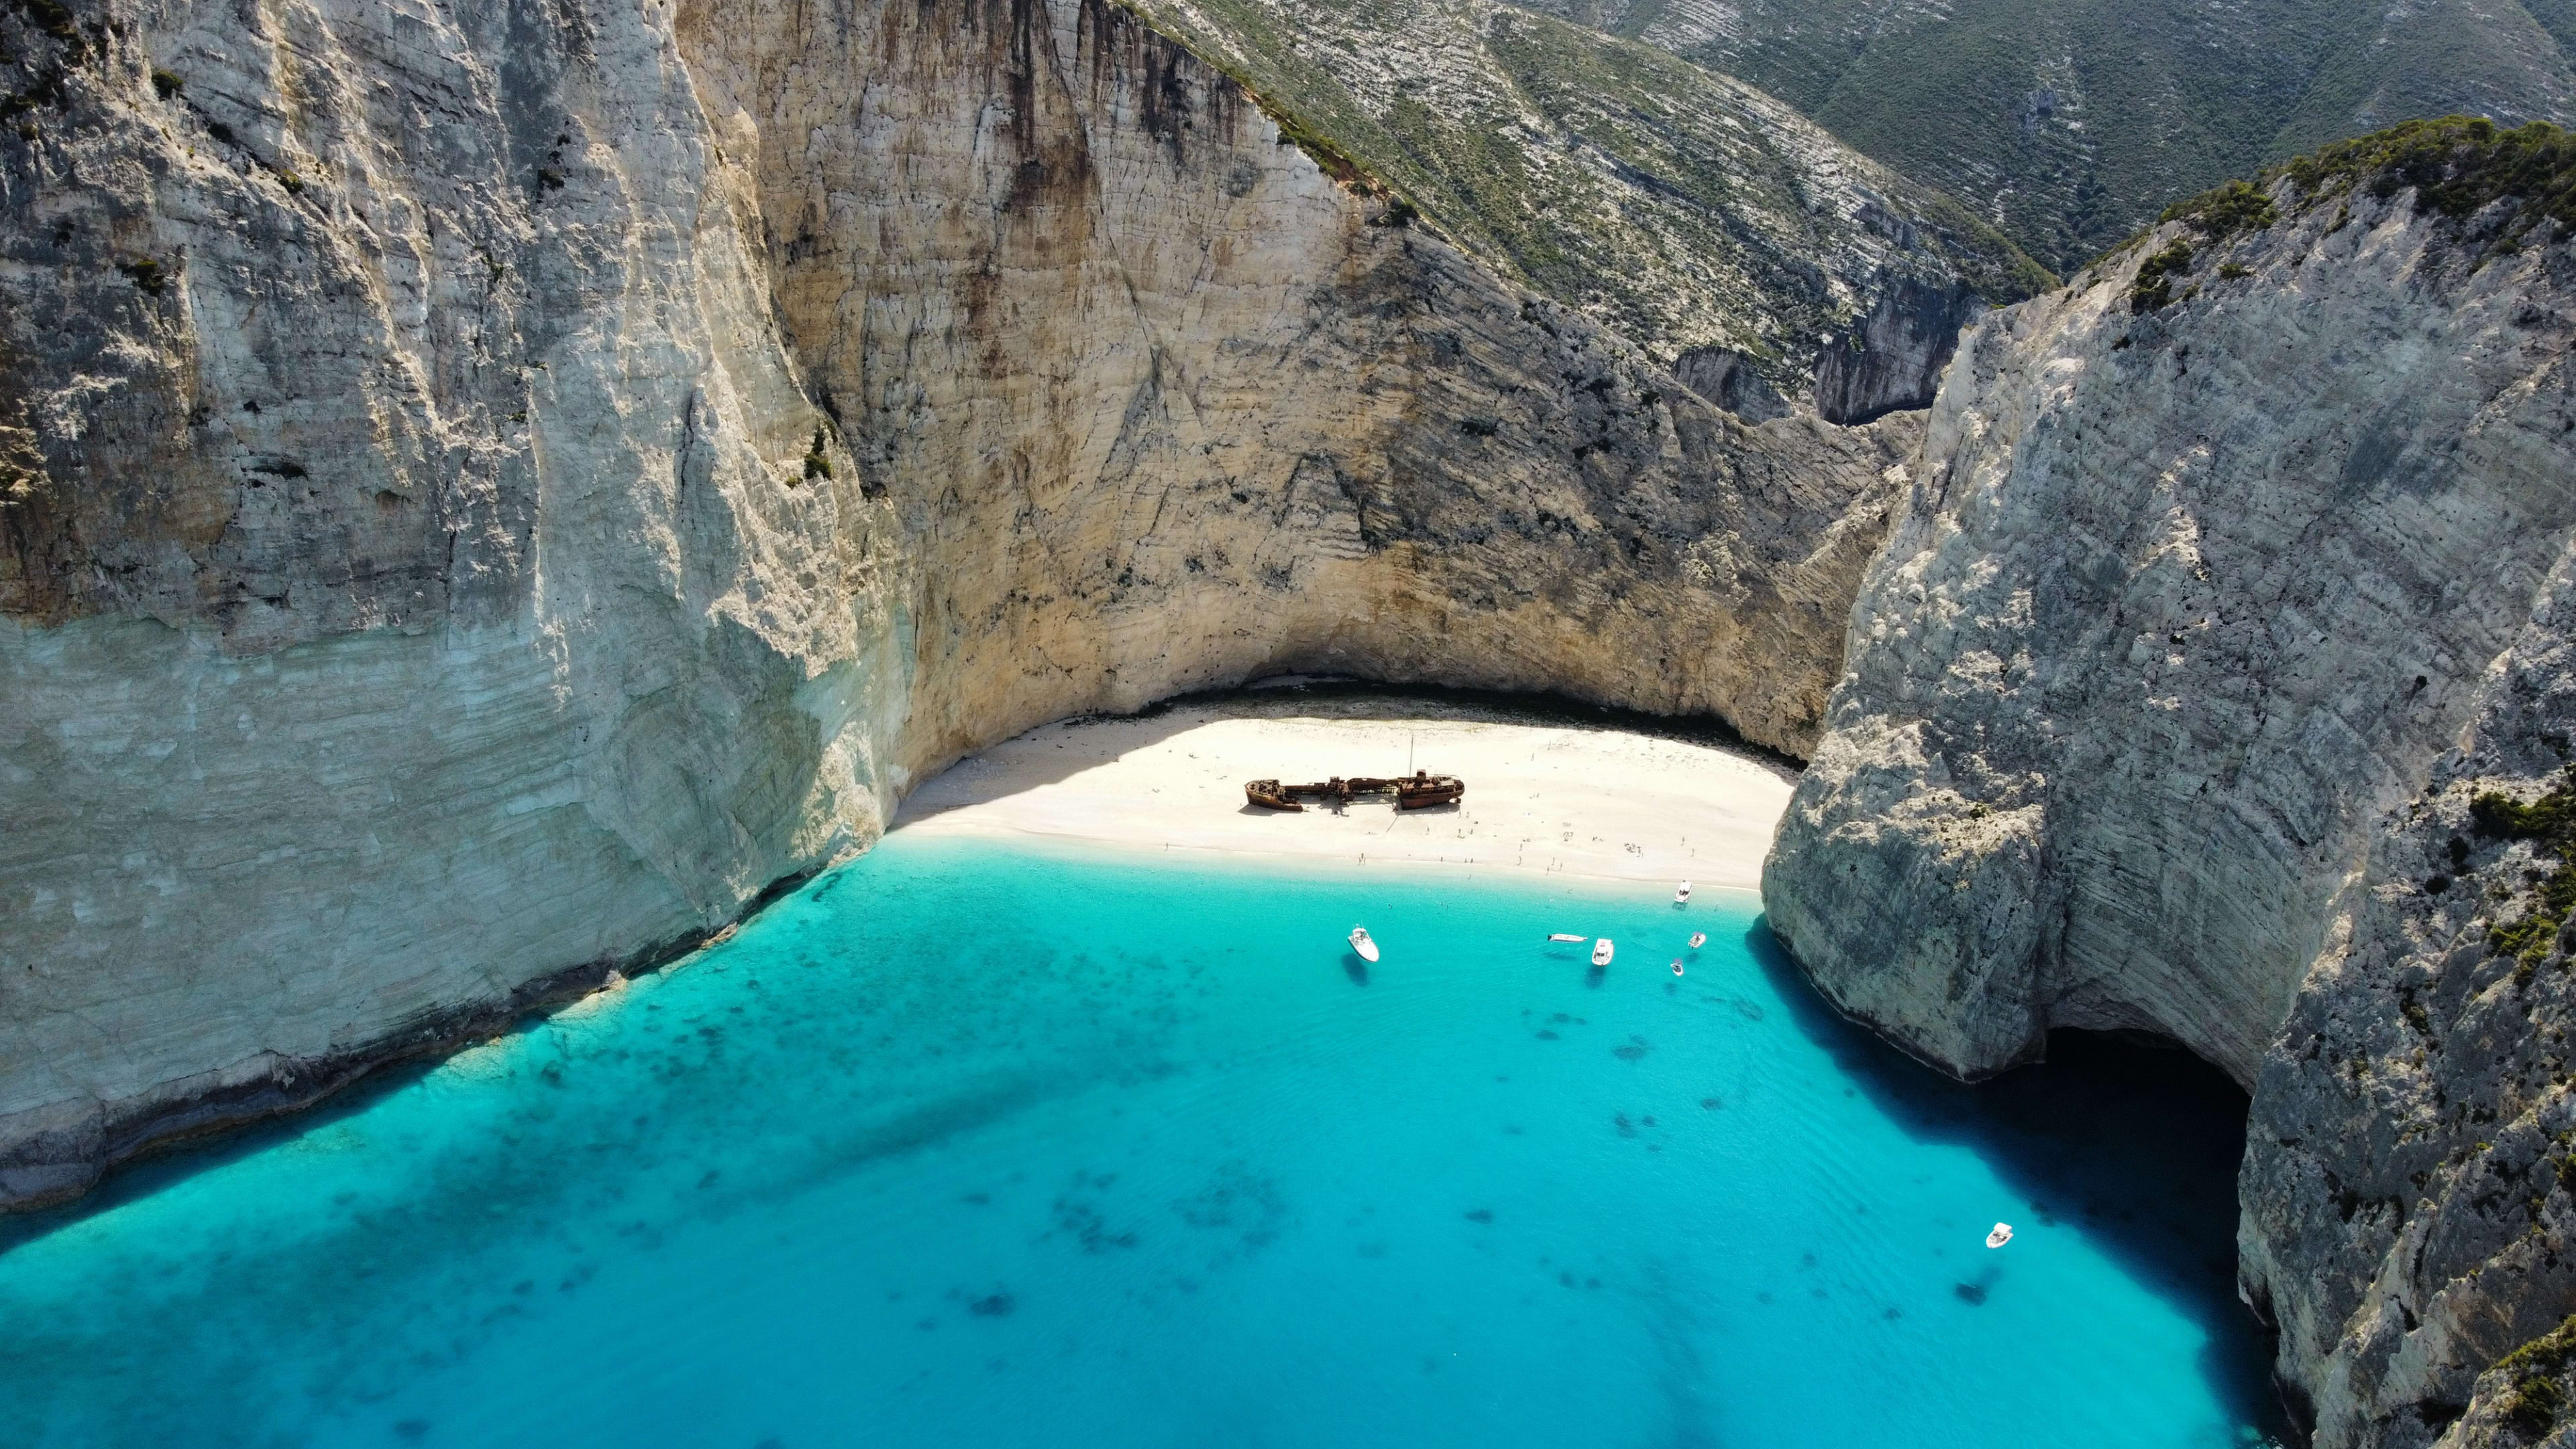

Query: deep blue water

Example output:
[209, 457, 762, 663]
[0, 836, 2282, 1448]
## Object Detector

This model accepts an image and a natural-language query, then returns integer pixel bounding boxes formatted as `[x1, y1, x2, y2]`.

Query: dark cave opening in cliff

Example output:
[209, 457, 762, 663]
[1743, 924, 2292, 1442]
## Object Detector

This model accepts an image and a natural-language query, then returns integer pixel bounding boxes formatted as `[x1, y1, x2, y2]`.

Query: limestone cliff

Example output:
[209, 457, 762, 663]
[1765, 141, 2576, 1089]
[1, 0, 918, 1208]
[1763, 121, 2576, 1446]
[676, 0, 1931, 775]
[2239, 570, 2576, 1449]
[0, 0, 1933, 1206]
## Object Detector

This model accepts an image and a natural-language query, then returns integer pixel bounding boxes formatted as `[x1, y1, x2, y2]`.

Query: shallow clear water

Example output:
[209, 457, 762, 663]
[1, 836, 2282, 1448]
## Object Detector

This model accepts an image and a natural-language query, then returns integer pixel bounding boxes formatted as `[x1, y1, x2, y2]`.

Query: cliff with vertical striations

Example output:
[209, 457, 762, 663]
[1763, 121, 2576, 1448]
[0, 0, 2000, 1208]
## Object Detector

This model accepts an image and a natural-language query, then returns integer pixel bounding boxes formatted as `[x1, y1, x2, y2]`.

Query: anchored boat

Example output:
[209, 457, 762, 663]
[1591, 938, 1615, 967]
[1348, 926, 1381, 963]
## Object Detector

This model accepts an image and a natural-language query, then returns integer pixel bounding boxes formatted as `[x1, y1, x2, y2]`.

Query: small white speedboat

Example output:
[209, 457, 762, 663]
[1688, 932, 1707, 949]
[1670, 959, 1684, 977]
[1674, 881, 1692, 904]
[1548, 933, 1587, 943]
[1349, 926, 1381, 963]
[1591, 938, 1615, 967]
[1985, 1222, 2014, 1249]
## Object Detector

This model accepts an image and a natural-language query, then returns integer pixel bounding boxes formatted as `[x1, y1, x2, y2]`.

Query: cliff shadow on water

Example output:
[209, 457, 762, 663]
[1741, 922, 2292, 1442]
[0, 1052, 452, 1256]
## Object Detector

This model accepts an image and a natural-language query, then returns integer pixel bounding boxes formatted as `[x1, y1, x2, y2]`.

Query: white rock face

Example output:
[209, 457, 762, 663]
[2, 0, 916, 1205]
[1766, 184, 2576, 1086]
[1763, 176, 2576, 1447]
[0, 0, 1924, 1204]
[2238, 554, 2576, 1449]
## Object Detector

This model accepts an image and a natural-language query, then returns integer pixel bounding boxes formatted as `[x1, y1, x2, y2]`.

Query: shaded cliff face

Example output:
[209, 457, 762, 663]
[680, 0, 1923, 780]
[1, 0, 1923, 1206]
[2240, 577, 2576, 1449]
[1764, 127, 2576, 1448]
[1811, 276, 1984, 425]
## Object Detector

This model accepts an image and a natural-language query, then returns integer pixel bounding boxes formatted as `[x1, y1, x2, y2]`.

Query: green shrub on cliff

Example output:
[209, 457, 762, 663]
[2471, 765, 2576, 983]
[2112, 117, 2576, 282]
[2127, 239, 2193, 313]
[2283, 117, 2576, 233]
[2157, 178, 2277, 242]
[2473, 769, 2576, 838]
[2494, 1315, 2576, 1438]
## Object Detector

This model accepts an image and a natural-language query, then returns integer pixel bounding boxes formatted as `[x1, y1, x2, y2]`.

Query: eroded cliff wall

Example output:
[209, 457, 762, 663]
[0, 0, 1951, 1206]
[1762, 127, 2576, 1449]
[1764, 178, 2576, 1088]
[2240, 559, 2576, 1449]
[680, 0, 1928, 776]
[0, 0, 918, 1207]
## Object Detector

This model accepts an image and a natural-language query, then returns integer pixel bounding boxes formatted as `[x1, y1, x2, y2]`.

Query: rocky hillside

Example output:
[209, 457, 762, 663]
[0, 0, 1945, 1206]
[1122, 0, 2048, 413]
[1515, 0, 2576, 273]
[1764, 119, 2576, 1448]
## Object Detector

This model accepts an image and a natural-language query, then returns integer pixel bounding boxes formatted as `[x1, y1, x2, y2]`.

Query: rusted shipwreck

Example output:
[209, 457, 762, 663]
[1245, 771, 1465, 812]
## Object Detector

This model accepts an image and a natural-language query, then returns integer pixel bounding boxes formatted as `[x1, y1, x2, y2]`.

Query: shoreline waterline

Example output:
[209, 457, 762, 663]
[0, 833, 2284, 1447]
[893, 692, 1797, 890]
[3, 694, 1782, 1220]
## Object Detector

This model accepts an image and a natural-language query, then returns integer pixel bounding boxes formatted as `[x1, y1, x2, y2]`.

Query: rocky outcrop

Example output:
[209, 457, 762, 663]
[0, 0, 1927, 1206]
[2445, 1316, 2576, 1449]
[1674, 346, 1791, 423]
[2239, 569, 2576, 1449]
[1764, 123, 2576, 1447]
[1810, 276, 1984, 425]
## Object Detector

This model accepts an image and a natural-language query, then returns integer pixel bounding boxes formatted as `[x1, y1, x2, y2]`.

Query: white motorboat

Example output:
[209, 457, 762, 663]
[1985, 1222, 2014, 1249]
[1547, 932, 1587, 943]
[1688, 932, 1707, 949]
[1591, 938, 1615, 967]
[1674, 881, 1692, 904]
[1669, 959, 1684, 977]
[1349, 926, 1381, 963]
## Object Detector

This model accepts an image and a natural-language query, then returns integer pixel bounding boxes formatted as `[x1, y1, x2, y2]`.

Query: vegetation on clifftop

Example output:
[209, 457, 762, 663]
[1116, 0, 2048, 399]
[1511, 0, 2576, 274]
[2112, 116, 2576, 305]
[2155, 179, 2278, 244]
[2282, 116, 2576, 244]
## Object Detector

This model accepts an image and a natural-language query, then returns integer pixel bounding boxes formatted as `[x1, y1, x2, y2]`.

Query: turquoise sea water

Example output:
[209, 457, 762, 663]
[0, 835, 2281, 1448]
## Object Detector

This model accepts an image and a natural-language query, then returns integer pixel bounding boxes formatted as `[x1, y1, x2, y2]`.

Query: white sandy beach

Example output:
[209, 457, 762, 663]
[890, 690, 1799, 891]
